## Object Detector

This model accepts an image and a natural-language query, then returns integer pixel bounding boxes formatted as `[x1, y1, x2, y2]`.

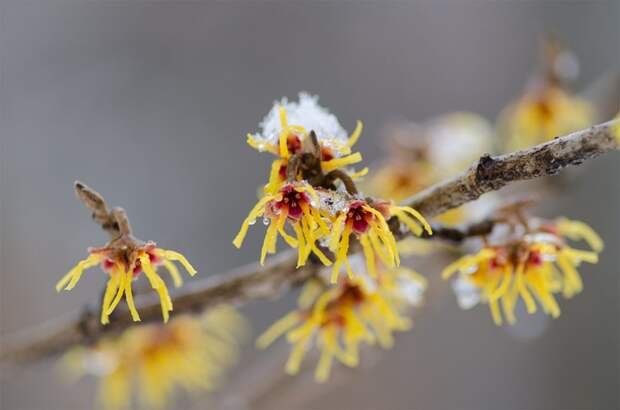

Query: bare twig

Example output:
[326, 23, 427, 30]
[421, 220, 495, 243]
[1, 120, 617, 363]
[1, 251, 316, 362]
[403, 120, 618, 218]
[74, 182, 123, 238]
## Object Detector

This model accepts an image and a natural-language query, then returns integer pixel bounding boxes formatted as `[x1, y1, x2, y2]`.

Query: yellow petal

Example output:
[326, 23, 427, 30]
[347, 120, 363, 148]
[256, 311, 301, 349]
[233, 195, 273, 248]
[314, 346, 333, 383]
[321, 152, 363, 173]
[360, 235, 377, 277]
[57, 253, 103, 292]
[557, 218, 603, 252]
[161, 250, 197, 276]
[124, 270, 141, 322]
[260, 221, 278, 265]
[161, 259, 183, 288]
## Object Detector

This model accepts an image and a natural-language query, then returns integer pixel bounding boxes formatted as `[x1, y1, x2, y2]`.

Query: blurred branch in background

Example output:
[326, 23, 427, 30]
[1, 119, 617, 363]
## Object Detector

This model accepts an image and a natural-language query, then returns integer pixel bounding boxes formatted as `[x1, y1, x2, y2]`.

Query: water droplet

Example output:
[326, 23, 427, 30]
[319, 237, 330, 247]
[263, 217, 270, 225]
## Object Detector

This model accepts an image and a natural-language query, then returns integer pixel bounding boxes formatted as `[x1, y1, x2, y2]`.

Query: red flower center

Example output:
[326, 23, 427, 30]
[287, 134, 302, 155]
[321, 285, 365, 328]
[278, 163, 287, 179]
[528, 250, 543, 266]
[131, 251, 159, 276]
[535, 98, 554, 122]
[103, 258, 115, 271]
[347, 201, 372, 234]
[320, 146, 334, 161]
[274, 185, 309, 220]
[341, 284, 365, 304]
[539, 224, 558, 235]
[323, 312, 346, 328]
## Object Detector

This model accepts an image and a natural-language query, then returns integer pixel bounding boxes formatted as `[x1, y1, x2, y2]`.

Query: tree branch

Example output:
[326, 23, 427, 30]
[404, 120, 618, 217]
[1, 120, 617, 363]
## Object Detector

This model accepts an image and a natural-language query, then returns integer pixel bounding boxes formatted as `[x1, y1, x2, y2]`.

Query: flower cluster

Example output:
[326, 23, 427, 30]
[246, 92, 366, 193]
[256, 259, 426, 382]
[235, 180, 431, 283]
[235, 96, 431, 383]
[234, 93, 432, 283]
[234, 182, 331, 267]
[442, 216, 603, 325]
[328, 199, 431, 282]
[57, 235, 196, 324]
[60, 306, 247, 410]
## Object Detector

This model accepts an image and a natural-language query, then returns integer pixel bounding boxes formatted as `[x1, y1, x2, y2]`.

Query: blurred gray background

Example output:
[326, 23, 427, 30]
[1, 1, 618, 410]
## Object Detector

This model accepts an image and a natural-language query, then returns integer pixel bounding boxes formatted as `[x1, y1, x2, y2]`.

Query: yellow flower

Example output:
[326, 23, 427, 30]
[366, 162, 434, 202]
[498, 86, 594, 151]
[60, 306, 247, 410]
[256, 271, 423, 383]
[245, 93, 364, 193]
[328, 199, 431, 283]
[56, 239, 197, 324]
[442, 218, 603, 325]
[233, 182, 332, 267]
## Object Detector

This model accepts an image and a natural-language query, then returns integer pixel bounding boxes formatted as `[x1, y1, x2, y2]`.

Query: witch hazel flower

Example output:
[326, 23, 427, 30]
[442, 215, 603, 325]
[246, 92, 365, 193]
[256, 273, 417, 383]
[56, 183, 197, 324]
[60, 306, 247, 410]
[497, 37, 594, 151]
[328, 198, 432, 283]
[235, 95, 432, 281]
[498, 86, 593, 151]
[233, 181, 332, 267]
[57, 239, 196, 324]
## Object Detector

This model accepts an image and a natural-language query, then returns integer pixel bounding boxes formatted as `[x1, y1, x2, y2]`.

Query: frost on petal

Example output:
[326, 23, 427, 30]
[317, 189, 349, 217]
[254, 92, 348, 148]
[397, 277, 426, 306]
[344, 254, 376, 291]
[452, 276, 481, 310]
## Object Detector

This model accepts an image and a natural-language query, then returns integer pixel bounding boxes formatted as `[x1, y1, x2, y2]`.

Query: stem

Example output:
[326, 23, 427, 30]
[110, 207, 132, 236]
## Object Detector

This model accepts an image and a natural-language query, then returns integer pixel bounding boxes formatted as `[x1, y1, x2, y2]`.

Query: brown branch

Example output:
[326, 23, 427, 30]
[1, 120, 617, 363]
[421, 220, 495, 242]
[404, 120, 618, 217]
[1, 251, 315, 362]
